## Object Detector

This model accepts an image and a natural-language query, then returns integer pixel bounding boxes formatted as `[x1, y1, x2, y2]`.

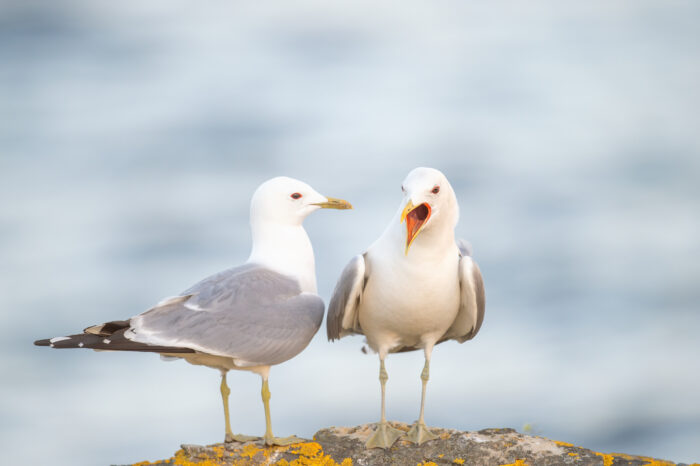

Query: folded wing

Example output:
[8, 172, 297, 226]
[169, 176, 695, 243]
[126, 264, 324, 366]
[327, 255, 366, 341]
[36, 264, 325, 367]
[442, 244, 485, 343]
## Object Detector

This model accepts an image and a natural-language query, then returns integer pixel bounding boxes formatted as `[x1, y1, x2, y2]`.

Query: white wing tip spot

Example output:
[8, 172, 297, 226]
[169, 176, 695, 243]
[78, 342, 84, 347]
[156, 295, 189, 307]
[50, 336, 71, 344]
[103, 339, 111, 344]
[184, 302, 205, 311]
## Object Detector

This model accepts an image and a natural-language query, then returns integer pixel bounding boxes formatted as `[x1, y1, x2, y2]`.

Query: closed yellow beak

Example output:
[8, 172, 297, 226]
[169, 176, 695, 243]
[313, 197, 353, 210]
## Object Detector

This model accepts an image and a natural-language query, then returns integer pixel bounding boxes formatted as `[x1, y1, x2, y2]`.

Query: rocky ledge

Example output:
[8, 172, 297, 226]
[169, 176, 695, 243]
[132, 422, 696, 466]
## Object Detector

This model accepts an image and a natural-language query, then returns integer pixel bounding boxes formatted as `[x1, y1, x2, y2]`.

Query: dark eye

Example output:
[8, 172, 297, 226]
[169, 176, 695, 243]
[291, 193, 302, 199]
[401, 185, 405, 192]
[432, 186, 440, 194]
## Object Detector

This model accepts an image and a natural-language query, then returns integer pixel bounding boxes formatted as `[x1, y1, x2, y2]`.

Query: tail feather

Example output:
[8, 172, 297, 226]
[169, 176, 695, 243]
[83, 319, 130, 336]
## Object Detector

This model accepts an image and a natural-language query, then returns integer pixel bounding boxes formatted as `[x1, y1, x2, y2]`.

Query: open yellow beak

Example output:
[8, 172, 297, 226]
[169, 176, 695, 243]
[313, 197, 353, 210]
[400, 200, 415, 223]
[401, 200, 431, 255]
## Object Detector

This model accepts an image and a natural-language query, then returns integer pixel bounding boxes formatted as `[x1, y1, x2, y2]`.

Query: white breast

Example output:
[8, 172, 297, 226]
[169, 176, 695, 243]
[358, 244, 461, 354]
[248, 222, 318, 294]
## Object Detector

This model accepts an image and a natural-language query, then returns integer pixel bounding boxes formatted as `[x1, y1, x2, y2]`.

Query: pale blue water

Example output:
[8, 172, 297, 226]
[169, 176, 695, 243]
[1, 1, 699, 465]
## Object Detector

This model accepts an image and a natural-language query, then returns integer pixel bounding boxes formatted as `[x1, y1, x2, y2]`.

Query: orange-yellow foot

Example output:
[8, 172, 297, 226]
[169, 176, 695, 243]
[404, 421, 438, 445]
[366, 422, 403, 449]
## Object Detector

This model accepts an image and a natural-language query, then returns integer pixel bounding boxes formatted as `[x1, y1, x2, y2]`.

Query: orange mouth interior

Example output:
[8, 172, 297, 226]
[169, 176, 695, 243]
[405, 203, 431, 250]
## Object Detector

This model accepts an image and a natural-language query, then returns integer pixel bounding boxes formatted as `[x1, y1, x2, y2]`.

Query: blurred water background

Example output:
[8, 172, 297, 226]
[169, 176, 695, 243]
[1, 1, 699, 465]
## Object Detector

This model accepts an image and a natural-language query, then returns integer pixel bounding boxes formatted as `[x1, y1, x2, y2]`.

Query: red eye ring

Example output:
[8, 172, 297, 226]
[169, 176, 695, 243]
[432, 186, 440, 194]
[291, 193, 302, 199]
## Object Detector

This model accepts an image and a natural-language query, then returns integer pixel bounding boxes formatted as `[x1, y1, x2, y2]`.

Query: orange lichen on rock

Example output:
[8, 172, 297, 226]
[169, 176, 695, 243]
[150, 441, 353, 466]
[290, 442, 323, 458]
[608, 452, 678, 465]
[276, 441, 352, 466]
[631, 460, 675, 466]
[554, 440, 574, 447]
[500, 460, 529, 466]
[131, 424, 692, 466]
[593, 452, 614, 466]
[240, 443, 267, 459]
[171, 448, 221, 466]
[211, 446, 225, 459]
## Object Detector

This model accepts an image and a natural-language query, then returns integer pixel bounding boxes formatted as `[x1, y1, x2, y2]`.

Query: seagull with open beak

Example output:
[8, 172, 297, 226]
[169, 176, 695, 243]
[327, 167, 485, 449]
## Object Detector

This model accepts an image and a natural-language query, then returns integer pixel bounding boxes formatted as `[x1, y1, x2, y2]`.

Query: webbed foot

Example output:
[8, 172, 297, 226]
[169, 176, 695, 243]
[225, 433, 259, 443]
[404, 421, 438, 445]
[263, 434, 307, 446]
[365, 422, 403, 449]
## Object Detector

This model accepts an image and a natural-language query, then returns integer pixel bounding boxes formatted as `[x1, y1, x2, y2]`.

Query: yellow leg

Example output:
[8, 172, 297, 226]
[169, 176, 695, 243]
[405, 357, 438, 444]
[418, 361, 429, 423]
[220, 372, 257, 444]
[220, 373, 233, 442]
[260, 377, 305, 446]
[366, 357, 403, 449]
[380, 359, 388, 423]
[262, 379, 274, 442]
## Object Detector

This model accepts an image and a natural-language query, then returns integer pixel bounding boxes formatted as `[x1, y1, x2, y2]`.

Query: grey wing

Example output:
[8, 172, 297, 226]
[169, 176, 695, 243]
[327, 254, 366, 341]
[443, 249, 485, 343]
[126, 264, 325, 366]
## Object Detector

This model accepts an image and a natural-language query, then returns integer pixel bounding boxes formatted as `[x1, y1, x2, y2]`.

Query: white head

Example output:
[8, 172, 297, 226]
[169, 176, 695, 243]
[399, 167, 459, 254]
[248, 176, 352, 293]
[250, 176, 352, 227]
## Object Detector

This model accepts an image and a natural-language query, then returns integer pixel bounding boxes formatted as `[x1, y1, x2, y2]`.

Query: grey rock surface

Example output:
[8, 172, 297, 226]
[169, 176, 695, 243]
[132, 422, 691, 465]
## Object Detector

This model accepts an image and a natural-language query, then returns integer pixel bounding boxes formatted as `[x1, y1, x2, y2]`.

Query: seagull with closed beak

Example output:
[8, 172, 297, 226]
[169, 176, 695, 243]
[35, 176, 352, 446]
[327, 167, 485, 449]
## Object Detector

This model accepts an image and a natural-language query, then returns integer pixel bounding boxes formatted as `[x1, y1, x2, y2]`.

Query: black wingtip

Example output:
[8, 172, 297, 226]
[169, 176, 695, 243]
[34, 339, 51, 347]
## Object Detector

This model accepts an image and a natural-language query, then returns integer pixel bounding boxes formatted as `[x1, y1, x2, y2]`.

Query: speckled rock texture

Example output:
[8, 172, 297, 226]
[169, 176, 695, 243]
[131, 422, 696, 466]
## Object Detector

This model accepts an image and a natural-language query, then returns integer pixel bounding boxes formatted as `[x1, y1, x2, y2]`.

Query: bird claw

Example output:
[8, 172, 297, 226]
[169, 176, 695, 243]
[225, 433, 259, 443]
[263, 434, 306, 446]
[365, 422, 403, 449]
[404, 421, 438, 445]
